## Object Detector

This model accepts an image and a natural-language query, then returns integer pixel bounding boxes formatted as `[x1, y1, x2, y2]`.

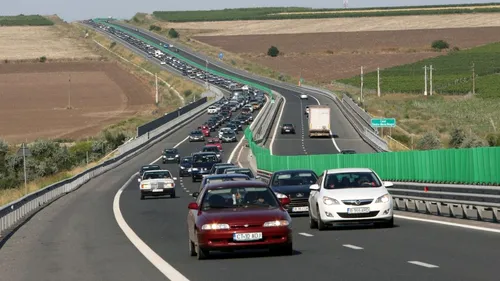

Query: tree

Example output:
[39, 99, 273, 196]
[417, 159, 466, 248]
[449, 128, 466, 148]
[431, 40, 449, 51]
[416, 132, 441, 150]
[267, 46, 280, 57]
[460, 135, 488, 148]
[168, 28, 179, 38]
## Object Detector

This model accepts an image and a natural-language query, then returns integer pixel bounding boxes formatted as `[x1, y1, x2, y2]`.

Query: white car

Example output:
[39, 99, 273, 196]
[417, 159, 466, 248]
[308, 168, 394, 230]
[160, 61, 166, 65]
[300, 94, 308, 99]
[207, 106, 218, 114]
[138, 170, 178, 200]
[218, 127, 233, 138]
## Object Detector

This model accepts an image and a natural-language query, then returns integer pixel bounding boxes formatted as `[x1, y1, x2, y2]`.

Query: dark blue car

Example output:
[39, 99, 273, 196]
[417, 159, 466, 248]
[191, 152, 218, 182]
[178, 156, 193, 177]
[268, 169, 318, 215]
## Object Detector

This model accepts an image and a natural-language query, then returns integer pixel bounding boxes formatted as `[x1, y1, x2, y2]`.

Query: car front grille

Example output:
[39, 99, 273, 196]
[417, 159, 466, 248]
[342, 199, 373, 206]
[336, 211, 380, 218]
[230, 223, 262, 229]
[288, 198, 309, 208]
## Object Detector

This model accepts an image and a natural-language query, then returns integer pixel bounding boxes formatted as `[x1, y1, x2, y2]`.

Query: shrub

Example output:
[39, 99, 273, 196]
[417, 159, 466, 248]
[460, 135, 488, 148]
[267, 46, 280, 57]
[431, 40, 449, 51]
[183, 89, 193, 96]
[39, 56, 47, 63]
[149, 25, 161, 32]
[110, 41, 116, 48]
[416, 132, 441, 150]
[448, 128, 466, 148]
[168, 28, 179, 38]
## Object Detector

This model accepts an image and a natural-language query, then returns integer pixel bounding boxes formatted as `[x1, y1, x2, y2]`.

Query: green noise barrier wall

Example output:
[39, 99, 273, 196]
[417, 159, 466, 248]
[244, 128, 500, 185]
[95, 19, 273, 98]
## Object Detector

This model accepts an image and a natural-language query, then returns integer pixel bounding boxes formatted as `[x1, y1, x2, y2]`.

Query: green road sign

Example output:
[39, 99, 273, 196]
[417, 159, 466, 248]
[371, 118, 396, 128]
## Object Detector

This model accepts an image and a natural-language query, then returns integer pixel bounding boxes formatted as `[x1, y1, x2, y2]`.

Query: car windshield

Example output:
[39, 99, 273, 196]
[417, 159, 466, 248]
[203, 146, 219, 152]
[206, 176, 250, 184]
[193, 154, 218, 163]
[283, 124, 293, 127]
[164, 149, 176, 154]
[201, 186, 279, 210]
[143, 171, 172, 179]
[141, 165, 160, 173]
[215, 166, 237, 174]
[191, 131, 202, 135]
[181, 157, 192, 163]
[226, 169, 254, 178]
[324, 172, 382, 189]
[271, 171, 318, 186]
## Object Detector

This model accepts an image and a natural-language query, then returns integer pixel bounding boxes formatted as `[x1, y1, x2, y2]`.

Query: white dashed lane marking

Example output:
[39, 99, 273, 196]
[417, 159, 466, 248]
[298, 232, 314, 237]
[343, 244, 364, 250]
[407, 261, 439, 268]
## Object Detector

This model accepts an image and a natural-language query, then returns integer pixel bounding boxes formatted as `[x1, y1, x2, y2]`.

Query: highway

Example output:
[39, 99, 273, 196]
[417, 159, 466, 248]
[1, 108, 499, 280]
[112, 22, 375, 156]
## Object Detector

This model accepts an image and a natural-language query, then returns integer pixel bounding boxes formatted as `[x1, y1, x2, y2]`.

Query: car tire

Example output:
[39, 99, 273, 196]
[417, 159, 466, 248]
[140, 194, 145, 200]
[192, 177, 196, 183]
[196, 244, 209, 260]
[171, 191, 176, 198]
[189, 239, 196, 257]
[317, 205, 327, 231]
[309, 210, 318, 229]
[378, 217, 394, 228]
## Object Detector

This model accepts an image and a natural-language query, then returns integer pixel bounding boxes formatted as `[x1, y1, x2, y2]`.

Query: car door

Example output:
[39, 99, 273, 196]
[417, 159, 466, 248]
[309, 173, 323, 219]
[190, 189, 206, 244]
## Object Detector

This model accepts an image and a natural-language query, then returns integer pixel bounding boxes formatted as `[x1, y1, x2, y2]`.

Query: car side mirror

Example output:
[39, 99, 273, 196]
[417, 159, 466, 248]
[192, 192, 200, 198]
[188, 202, 199, 210]
[384, 181, 394, 187]
[280, 197, 291, 206]
[255, 176, 260, 179]
[137, 178, 141, 183]
[310, 184, 320, 190]
[173, 177, 178, 181]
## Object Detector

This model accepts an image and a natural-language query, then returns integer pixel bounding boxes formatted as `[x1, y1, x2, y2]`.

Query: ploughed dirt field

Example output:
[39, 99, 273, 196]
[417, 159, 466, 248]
[0, 62, 154, 143]
[194, 26, 500, 82]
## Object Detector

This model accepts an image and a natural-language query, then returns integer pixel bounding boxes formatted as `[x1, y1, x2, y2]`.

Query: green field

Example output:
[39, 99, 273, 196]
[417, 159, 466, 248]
[151, 3, 500, 22]
[0, 15, 53, 26]
[338, 42, 500, 98]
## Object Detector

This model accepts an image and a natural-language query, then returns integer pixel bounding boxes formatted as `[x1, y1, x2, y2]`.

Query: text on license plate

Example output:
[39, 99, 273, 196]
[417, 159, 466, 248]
[292, 206, 309, 212]
[347, 207, 370, 214]
[152, 189, 163, 192]
[233, 232, 262, 241]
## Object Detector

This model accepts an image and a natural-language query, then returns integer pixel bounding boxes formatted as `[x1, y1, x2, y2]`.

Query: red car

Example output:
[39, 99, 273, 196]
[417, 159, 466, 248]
[187, 181, 293, 260]
[201, 125, 210, 137]
[206, 137, 222, 151]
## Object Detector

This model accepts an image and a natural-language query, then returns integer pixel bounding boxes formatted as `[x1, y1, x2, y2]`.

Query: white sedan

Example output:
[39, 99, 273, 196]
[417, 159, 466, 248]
[207, 106, 218, 114]
[300, 94, 308, 99]
[308, 168, 394, 230]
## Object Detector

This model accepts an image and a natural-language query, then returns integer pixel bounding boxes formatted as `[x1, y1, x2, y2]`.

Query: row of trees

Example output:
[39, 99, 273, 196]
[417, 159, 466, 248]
[0, 131, 127, 190]
[414, 128, 499, 150]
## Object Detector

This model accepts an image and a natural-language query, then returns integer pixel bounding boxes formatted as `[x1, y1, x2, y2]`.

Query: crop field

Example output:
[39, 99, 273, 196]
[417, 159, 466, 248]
[0, 26, 99, 61]
[194, 26, 500, 83]
[151, 4, 500, 22]
[0, 15, 53, 26]
[339, 41, 500, 97]
[0, 62, 154, 143]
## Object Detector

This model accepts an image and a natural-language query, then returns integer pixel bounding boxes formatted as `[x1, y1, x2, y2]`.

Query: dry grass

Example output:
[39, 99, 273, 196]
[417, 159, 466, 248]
[272, 5, 500, 15]
[160, 13, 500, 36]
[0, 25, 99, 61]
[0, 161, 99, 206]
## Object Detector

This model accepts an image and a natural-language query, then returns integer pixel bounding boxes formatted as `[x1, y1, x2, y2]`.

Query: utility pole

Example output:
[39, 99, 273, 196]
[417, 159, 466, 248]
[67, 73, 72, 109]
[472, 62, 476, 95]
[377, 67, 381, 97]
[424, 65, 428, 96]
[429, 65, 433, 96]
[360, 66, 364, 104]
[155, 73, 159, 104]
[16, 143, 31, 195]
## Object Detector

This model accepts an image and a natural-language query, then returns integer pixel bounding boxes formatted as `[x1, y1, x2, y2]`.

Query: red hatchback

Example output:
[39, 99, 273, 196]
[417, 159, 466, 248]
[187, 181, 293, 260]
[201, 125, 210, 137]
[206, 137, 223, 151]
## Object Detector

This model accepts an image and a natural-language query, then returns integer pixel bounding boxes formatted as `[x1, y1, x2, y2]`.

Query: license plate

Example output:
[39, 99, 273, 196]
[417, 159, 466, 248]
[233, 232, 262, 241]
[347, 207, 370, 214]
[292, 206, 309, 212]
[152, 189, 163, 192]
[285, 130, 290, 132]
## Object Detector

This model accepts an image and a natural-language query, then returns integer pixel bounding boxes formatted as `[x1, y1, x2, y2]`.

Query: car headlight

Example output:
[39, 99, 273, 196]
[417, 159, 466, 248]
[180, 166, 185, 169]
[275, 192, 288, 199]
[375, 194, 391, 203]
[162, 156, 166, 158]
[323, 196, 340, 205]
[263, 220, 289, 227]
[191, 168, 199, 171]
[175, 154, 179, 157]
[201, 223, 230, 230]
[216, 154, 220, 157]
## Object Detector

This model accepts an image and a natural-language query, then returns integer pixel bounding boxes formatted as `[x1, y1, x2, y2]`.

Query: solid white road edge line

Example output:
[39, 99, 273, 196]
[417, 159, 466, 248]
[269, 94, 286, 156]
[307, 94, 341, 153]
[394, 214, 500, 234]
[342, 244, 364, 250]
[407, 261, 439, 268]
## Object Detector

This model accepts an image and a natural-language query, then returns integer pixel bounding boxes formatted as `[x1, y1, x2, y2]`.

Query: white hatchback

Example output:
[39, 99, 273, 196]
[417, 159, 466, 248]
[308, 168, 394, 230]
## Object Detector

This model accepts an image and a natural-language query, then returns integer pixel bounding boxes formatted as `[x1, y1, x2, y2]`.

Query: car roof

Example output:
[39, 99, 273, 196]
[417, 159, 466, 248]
[143, 169, 170, 173]
[213, 163, 234, 167]
[226, 167, 250, 171]
[193, 151, 216, 155]
[141, 164, 160, 168]
[204, 180, 268, 190]
[326, 168, 373, 174]
[204, 174, 249, 179]
[273, 169, 316, 174]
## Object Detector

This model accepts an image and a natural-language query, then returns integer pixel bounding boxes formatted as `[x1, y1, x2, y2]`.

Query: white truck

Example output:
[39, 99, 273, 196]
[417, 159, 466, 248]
[308, 105, 331, 137]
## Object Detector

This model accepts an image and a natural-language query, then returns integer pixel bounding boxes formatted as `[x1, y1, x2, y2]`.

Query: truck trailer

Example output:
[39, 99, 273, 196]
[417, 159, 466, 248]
[308, 105, 331, 137]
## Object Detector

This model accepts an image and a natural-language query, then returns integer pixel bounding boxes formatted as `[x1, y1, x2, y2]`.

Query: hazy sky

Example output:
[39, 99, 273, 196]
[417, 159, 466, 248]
[3, 0, 496, 22]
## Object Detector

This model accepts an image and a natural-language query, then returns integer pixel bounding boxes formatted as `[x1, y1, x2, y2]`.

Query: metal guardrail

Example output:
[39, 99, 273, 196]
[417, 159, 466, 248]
[0, 78, 224, 238]
[342, 94, 374, 130]
[256, 169, 500, 223]
[252, 91, 284, 144]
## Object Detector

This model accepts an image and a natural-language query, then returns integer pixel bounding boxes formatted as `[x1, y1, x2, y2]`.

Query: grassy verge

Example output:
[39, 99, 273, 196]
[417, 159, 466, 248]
[125, 19, 500, 150]
[0, 18, 204, 207]
[0, 15, 53, 26]
[339, 42, 500, 97]
[148, 4, 500, 22]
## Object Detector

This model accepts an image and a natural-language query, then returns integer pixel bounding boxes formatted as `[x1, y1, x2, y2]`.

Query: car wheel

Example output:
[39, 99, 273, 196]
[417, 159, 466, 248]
[196, 244, 209, 260]
[140, 194, 145, 200]
[189, 239, 196, 257]
[192, 177, 196, 182]
[171, 191, 176, 198]
[317, 205, 327, 231]
[377, 217, 394, 228]
[309, 209, 318, 229]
